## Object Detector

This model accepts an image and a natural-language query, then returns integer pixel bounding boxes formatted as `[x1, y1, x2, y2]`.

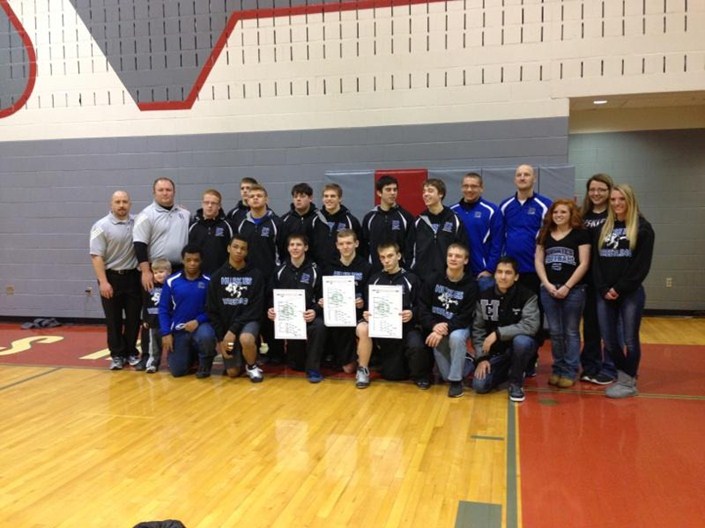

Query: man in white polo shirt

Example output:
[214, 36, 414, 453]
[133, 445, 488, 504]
[90, 190, 142, 370]
[133, 177, 190, 291]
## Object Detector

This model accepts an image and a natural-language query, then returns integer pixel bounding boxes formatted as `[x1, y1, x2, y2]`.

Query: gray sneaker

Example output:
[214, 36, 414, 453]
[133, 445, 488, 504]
[127, 355, 140, 366]
[605, 371, 638, 399]
[109, 357, 124, 370]
[356, 366, 370, 389]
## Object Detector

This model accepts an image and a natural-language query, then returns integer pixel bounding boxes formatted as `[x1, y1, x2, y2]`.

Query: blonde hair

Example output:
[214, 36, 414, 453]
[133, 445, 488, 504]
[150, 258, 172, 273]
[599, 184, 641, 251]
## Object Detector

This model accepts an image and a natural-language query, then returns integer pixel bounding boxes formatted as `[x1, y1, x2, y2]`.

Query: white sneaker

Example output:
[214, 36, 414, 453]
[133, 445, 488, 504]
[356, 366, 370, 389]
[145, 357, 158, 373]
[246, 364, 264, 383]
[127, 355, 140, 366]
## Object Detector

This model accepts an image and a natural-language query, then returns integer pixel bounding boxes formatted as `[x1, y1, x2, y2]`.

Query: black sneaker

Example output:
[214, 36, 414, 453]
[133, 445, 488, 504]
[508, 384, 525, 402]
[196, 358, 213, 379]
[134, 358, 148, 371]
[415, 378, 431, 390]
[448, 381, 463, 398]
[585, 372, 615, 385]
[195, 367, 211, 379]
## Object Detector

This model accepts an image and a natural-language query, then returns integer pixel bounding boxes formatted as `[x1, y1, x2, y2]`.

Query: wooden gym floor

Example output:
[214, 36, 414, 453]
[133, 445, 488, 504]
[1, 317, 704, 528]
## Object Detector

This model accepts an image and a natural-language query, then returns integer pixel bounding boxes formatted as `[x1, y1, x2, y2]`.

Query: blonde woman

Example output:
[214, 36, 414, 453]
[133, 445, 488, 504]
[535, 200, 591, 387]
[593, 184, 655, 398]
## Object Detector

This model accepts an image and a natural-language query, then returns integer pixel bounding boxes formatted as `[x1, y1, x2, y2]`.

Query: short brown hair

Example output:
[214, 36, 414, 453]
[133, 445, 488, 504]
[323, 183, 343, 198]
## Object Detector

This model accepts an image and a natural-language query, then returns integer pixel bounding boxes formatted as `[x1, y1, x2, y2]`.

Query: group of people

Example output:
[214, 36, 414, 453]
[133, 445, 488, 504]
[89, 165, 654, 402]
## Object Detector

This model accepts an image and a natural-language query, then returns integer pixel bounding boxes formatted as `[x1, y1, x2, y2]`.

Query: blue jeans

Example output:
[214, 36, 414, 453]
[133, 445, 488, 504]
[596, 286, 645, 378]
[168, 322, 217, 377]
[433, 328, 471, 382]
[540, 285, 586, 380]
[472, 335, 535, 393]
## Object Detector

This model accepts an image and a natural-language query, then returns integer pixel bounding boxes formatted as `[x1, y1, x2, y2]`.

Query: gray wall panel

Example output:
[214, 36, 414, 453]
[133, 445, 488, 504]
[1, 117, 568, 318]
[570, 129, 705, 311]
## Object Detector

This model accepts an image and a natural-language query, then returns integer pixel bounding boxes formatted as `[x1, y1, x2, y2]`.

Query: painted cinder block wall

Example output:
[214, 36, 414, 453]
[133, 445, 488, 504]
[1, 0, 704, 317]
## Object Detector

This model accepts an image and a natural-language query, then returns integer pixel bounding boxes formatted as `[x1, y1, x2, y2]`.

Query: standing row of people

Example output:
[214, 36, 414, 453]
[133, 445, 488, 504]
[89, 166, 653, 400]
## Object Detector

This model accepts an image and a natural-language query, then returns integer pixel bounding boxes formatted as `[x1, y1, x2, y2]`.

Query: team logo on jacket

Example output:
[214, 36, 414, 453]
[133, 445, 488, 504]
[150, 290, 161, 305]
[601, 228, 631, 257]
[226, 282, 247, 298]
[480, 299, 501, 321]
[391, 220, 401, 231]
[442, 222, 454, 232]
[261, 227, 271, 237]
[300, 273, 312, 284]
[474, 211, 482, 218]
[527, 207, 536, 215]
[215, 227, 225, 237]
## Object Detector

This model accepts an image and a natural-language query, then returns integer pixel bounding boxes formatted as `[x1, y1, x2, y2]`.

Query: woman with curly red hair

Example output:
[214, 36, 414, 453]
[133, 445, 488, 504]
[535, 200, 591, 387]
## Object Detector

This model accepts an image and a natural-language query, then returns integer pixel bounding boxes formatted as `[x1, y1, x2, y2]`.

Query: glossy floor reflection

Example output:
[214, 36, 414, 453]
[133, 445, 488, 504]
[0, 318, 704, 527]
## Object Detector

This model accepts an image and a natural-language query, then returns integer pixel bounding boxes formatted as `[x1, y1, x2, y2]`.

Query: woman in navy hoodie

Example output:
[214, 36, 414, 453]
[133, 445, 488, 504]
[593, 184, 655, 398]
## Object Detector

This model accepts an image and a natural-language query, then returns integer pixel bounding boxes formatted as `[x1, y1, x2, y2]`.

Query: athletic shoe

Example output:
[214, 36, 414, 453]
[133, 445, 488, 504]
[415, 378, 431, 390]
[134, 358, 147, 372]
[448, 381, 463, 398]
[582, 372, 615, 385]
[307, 370, 324, 383]
[245, 364, 264, 383]
[557, 377, 575, 388]
[548, 374, 560, 386]
[127, 355, 140, 367]
[355, 366, 370, 389]
[109, 357, 124, 370]
[196, 364, 212, 379]
[508, 384, 525, 402]
[145, 356, 159, 374]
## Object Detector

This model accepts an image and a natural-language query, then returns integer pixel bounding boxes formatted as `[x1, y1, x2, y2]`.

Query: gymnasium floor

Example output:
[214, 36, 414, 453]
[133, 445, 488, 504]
[0, 318, 703, 528]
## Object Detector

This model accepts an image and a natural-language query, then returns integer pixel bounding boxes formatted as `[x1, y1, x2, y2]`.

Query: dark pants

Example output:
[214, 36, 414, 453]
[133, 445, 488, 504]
[374, 327, 432, 381]
[325, 326, 357, 367]
[168, 323, 217, 377]
[472, 335, 536, 393]
[581, 284, 617, 378]
[140, 326, 163, 367]
[518, 271, 545, 367]
[100, 269, 142, 360]
[277, 317, 326, 372]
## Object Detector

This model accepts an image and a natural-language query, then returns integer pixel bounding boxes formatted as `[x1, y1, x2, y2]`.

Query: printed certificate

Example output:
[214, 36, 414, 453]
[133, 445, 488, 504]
[322, 275, 357, 327]
[367, 284, 403, 339]
[272, 289, 307, 340]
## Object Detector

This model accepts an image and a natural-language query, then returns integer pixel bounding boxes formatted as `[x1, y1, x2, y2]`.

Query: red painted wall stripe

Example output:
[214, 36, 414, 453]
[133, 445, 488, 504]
[138, 0, 446, 111]
[0, 0, 37, 119]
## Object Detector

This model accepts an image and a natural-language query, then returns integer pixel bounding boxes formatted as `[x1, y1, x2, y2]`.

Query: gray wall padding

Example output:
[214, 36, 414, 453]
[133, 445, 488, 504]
[0, 117, 570, 319]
